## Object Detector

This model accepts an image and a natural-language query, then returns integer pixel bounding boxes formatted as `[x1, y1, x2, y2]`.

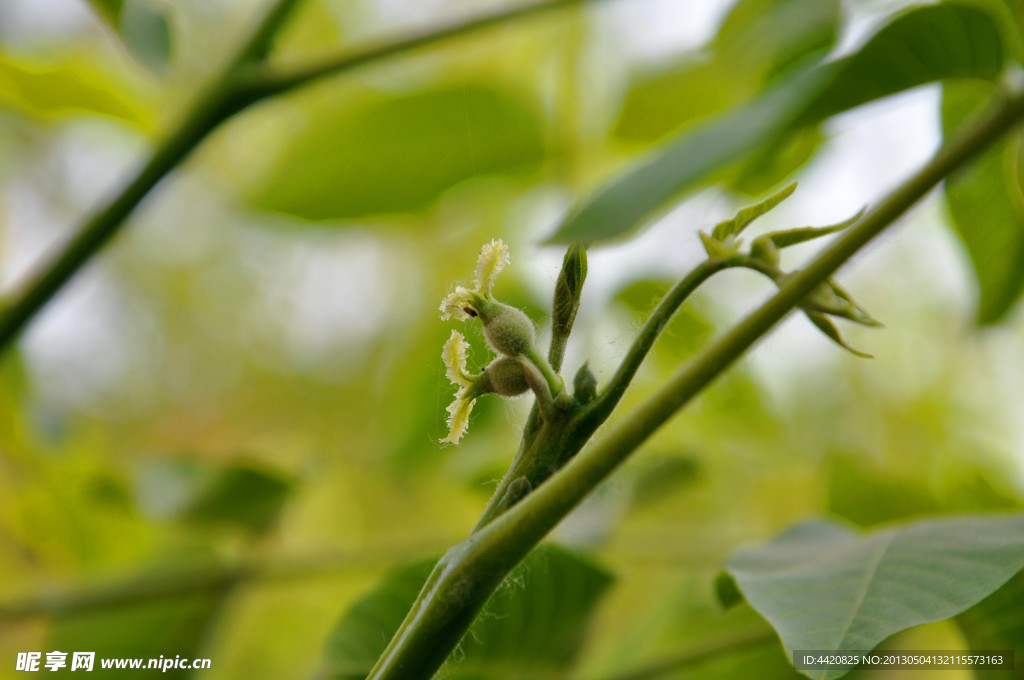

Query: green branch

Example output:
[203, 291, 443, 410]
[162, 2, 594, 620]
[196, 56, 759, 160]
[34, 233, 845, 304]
[0, 0, 302, 350]
[0, 0, 615, 353]
[586, 255, 744, 426]
[363, 89, 1024, 680]
[0, 544, 442, 621]
[240, 0, 617, 100]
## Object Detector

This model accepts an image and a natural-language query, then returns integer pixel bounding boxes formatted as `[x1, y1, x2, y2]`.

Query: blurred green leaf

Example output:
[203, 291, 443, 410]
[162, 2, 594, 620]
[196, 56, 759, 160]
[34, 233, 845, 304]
[796, 4, 1004, 124]
[49, 591, 226, 679]
[731, 126, 826, 197]
[630, 455, 700, 510]
[551, 3, 1006, 245]
[321, 544, 612, 680]
[955, 569, 1024, 678]
[180, 464, 293, 534]
[0, 51, 153, 127]
[943, 81, 1024, 324]
[614, 279, 715, 359]
[250, 81, 547, 221]
[85, 0, 172, 74]
[550, 66, 834, 244]
[615, 0, 840, 143]
[321, 557, 433, 680]
[714, 571, 743, 611]
[726, 515, 1024, 680]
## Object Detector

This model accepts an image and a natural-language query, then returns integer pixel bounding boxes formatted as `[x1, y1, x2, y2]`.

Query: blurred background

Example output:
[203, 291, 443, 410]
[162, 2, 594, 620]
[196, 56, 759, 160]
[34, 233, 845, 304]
[1, 0, 1023, 678]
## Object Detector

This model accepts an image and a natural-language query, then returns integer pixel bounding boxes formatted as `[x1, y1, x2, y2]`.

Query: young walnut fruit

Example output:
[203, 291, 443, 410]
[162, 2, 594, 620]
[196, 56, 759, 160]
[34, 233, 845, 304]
[478, 302, 535, 357]
[480, 357, 529, 397]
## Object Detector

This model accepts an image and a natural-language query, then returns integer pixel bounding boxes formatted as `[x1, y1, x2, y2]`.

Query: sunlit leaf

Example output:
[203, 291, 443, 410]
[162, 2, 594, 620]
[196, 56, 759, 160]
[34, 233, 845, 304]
[942, 81, 1024, 324]
[320, 544, 612, 680]
[0, 52, 153, 127]
[250, 81, 547, 221]
[726, 515, 1024, 680]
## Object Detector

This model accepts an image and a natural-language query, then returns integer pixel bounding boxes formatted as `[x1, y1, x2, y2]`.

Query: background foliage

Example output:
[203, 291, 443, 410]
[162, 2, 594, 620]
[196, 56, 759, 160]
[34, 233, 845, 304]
[1, 0, 1024, 678]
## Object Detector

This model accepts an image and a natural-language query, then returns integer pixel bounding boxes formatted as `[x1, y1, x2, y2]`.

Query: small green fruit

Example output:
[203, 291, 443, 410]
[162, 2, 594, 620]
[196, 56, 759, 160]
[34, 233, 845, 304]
[482, 357, 530, 396]
[478, 302, 535, 357]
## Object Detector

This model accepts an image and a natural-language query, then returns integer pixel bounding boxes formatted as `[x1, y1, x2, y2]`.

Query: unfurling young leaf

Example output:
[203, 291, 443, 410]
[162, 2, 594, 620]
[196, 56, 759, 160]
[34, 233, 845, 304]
[803, 280, 882, 328]
[764, 206, 866, 248]
[804, 311, 872, 358]
[711, 181, 797, 241]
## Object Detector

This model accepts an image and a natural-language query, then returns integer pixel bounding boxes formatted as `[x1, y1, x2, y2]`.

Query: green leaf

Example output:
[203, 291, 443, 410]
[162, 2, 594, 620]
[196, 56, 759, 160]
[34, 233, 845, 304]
[250, 81, 547, 221]
[804, 311, 873, 358]
[85, 0, 172, 74]
[49, 591, 226, 679]
[943, 81, 1024, 324]
[731, 125, 826, 197]
[712, 182, 797, 240]
[715, 571, 744, 611]
[550, 3, 1006, 245]
[550, 66, 836, 244]
[955, 570, 1024, 678]
[796, 3, 1005, 125]
[615, 0, 840, 143]
[764, 207, 865, 248]
[179, 464, 293, 534]
[713, 0, 840, 79]
[0, 51, 153, 127]
[726, 515, 1024, 680]
[320, 544, 613, 680]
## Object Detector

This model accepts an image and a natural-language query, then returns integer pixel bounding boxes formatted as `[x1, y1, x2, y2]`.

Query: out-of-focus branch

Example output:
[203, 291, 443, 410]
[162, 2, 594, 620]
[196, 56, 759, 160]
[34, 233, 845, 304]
[0, 544, 443, 621]
[239, 0, 617, 100]
[0, 0, 617, 353]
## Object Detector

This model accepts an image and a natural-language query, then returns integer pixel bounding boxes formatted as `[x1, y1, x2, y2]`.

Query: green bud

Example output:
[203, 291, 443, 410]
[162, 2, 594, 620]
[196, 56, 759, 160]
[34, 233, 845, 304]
[699, 231, 738, 259]
[573, 362, 598, 404]
[552, 245, 587, 338]
[477, 300, 536, 357]
[481, 357, 530, 397]
[749, 235, 780, 269]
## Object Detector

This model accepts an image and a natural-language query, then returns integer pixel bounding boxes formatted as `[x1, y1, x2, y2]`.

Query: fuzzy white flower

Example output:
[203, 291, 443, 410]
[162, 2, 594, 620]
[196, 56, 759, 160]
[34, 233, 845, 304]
[473, 239, 510, 294]
[439, 239, 510, 321]
[440, 330, 480, 445]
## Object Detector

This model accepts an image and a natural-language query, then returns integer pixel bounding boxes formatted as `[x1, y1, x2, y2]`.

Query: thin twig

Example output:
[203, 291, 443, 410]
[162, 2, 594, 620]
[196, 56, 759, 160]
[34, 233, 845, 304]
[0, 544, 443, 621]
[240, 0, 618, 100]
